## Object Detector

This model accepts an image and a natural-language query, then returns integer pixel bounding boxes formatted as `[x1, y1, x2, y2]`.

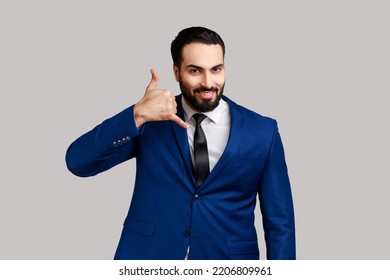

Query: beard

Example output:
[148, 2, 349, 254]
[179, 80, 225, 112]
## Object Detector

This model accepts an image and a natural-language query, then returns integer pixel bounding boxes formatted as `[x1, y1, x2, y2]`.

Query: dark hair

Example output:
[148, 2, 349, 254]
[170, 26, 225, 67]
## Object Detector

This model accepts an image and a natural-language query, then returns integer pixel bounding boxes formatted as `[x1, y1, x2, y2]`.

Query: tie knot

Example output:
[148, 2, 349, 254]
[193, 114, 207, 125]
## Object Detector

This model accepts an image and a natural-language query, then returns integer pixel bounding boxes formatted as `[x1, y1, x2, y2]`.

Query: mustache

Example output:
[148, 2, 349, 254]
[193, 86, 218, 93]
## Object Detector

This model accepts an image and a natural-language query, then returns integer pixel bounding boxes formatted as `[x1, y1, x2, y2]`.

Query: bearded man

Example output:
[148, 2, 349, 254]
[66, 26, 296, 260]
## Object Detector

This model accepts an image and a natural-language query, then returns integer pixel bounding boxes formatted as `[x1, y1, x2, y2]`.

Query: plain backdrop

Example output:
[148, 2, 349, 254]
[1, 0, 389, 259]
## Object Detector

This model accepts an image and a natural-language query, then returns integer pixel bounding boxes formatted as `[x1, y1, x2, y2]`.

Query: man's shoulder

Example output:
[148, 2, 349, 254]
[223, 96, 276, 125]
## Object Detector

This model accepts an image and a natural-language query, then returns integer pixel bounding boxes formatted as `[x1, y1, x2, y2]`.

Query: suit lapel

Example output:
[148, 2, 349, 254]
[171, 96, 197, 187]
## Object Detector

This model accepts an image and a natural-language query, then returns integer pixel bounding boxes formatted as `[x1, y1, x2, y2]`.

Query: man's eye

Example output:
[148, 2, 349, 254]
[190, 69, 200, 73]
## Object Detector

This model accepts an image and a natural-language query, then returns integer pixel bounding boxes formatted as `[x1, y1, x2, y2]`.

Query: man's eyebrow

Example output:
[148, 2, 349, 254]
[186, 64, 203, 69]
[186, 64, 224, 69]
[212, 64, 224, 69]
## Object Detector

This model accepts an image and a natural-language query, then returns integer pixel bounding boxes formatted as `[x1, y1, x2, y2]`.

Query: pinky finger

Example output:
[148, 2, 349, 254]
[170, 114, 189, 129]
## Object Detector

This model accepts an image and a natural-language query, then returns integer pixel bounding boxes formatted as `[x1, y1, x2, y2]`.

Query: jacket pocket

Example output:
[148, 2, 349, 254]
[227, 240, 259, 255]
[234, 156, 264, 165]
[123, 217, 156, 237]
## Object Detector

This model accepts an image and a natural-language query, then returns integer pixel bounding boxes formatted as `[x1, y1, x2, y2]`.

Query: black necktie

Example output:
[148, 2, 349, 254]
[193, 114, 209, 186]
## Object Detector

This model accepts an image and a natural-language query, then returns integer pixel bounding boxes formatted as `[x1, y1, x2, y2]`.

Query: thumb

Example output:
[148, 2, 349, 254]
[146, 69, 159, 90]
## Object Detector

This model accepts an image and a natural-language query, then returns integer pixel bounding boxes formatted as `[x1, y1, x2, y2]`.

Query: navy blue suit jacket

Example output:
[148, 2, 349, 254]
[66, 95, 295, 260]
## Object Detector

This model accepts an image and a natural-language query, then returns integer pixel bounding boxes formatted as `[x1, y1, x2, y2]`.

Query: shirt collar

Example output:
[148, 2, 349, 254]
[181, 95, 227, 124]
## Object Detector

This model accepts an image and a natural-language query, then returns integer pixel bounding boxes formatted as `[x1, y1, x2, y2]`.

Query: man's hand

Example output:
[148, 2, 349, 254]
[133, 69, 188, 129]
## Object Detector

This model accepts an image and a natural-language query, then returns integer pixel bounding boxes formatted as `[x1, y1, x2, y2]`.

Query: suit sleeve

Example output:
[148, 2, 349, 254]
[258, 120, 296, 260]
[65, 105, 142, 177]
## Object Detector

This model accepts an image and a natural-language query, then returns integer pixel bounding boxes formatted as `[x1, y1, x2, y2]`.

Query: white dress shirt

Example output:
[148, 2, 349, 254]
[182, 95, 231, 172]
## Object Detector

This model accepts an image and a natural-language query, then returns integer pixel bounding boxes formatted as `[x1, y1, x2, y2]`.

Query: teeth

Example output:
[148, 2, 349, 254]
[195, 90, 216, 99]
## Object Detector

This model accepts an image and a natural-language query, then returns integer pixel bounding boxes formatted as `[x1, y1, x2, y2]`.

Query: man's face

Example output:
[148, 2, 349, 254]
[174, 43, 225, 112]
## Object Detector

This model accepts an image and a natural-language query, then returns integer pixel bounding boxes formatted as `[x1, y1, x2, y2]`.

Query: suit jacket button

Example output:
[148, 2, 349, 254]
[183, 230, 191, 237]
[126, 136, 131, 141]
[113, 141, 118, 147]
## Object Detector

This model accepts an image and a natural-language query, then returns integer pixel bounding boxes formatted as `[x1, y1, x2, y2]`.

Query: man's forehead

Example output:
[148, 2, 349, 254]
[181, 43, 224, 67]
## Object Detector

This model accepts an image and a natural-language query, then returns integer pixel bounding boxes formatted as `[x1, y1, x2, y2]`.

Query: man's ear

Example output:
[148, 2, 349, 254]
[173, 64, 180, 82]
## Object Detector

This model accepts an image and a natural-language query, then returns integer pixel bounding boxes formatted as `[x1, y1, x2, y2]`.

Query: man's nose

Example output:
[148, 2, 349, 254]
[200, 72, 213, 89]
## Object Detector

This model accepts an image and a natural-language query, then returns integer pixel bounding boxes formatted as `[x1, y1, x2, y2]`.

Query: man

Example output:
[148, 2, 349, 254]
[66, 26, 295, 260]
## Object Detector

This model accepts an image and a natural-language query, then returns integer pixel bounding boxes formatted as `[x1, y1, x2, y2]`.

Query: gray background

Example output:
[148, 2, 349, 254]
[1, 0, 389, 259]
